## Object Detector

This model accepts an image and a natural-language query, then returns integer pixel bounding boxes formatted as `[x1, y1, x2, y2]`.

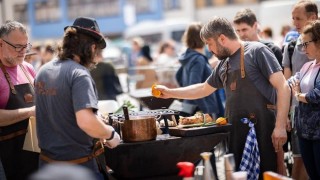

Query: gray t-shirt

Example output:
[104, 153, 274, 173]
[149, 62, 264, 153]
[35, 59, 99, 170]
[207, 42, 282, 104]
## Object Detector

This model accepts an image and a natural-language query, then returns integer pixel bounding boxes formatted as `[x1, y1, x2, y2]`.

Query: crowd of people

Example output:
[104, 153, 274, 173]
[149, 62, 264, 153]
[1, 0, 320, 180]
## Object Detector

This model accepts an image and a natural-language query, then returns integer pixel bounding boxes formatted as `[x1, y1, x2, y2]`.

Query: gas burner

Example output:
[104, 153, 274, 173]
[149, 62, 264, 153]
[109, 109, 180, 120]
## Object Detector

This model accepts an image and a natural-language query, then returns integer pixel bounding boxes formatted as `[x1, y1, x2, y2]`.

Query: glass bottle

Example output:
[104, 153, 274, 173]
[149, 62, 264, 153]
[200, 152, 216, 180]
[224, 153, 235, 180]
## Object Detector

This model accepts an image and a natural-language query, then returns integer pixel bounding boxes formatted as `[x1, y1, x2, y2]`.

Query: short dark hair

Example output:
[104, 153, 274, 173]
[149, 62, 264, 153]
[182, 22, 204, 49]
[200, 16, 238, 42]
[295, 0, 318, 18]
[58, 27, 98, 67]
[233, 8, 257, 26]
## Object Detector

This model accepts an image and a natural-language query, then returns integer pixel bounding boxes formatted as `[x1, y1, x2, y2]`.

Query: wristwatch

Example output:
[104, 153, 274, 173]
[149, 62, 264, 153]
[106, 130, 115, 141]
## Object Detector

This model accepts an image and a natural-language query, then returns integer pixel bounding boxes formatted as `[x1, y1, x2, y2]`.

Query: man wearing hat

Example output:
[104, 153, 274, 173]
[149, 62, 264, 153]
[34, 17, 120, 179]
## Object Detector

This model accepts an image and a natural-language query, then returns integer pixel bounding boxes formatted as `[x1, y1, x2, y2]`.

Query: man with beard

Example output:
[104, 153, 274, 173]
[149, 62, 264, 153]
[0, 20, 38, 180]
[154, 16, 290, 179]
[34, 17, 120, 180]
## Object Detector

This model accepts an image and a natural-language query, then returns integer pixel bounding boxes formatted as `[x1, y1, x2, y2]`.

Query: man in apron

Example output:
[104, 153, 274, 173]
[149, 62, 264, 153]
[34, 17, 120, 180]
[0, 21, 39, 180]
[155, 16, 290, 179]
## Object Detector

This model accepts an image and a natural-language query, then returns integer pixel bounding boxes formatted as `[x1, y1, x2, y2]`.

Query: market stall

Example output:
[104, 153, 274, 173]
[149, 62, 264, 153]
[104, 118, 231, 179]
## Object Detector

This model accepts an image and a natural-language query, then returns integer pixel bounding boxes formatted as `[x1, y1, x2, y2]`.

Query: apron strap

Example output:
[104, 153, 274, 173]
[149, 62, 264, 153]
[240, 44, 245, 79]
[0, 61, 17, 94]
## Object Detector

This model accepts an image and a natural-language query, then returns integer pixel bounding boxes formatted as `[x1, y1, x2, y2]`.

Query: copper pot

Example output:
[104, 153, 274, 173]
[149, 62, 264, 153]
[121, 116, 157, 142]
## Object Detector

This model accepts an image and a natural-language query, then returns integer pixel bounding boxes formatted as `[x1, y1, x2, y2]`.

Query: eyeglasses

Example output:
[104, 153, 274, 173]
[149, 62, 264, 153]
[301, 39, 316, 49]
[1, 39, 32, 52]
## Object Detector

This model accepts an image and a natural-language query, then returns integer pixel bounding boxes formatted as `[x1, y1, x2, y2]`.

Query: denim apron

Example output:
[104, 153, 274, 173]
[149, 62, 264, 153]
[0, 63, 39, 180]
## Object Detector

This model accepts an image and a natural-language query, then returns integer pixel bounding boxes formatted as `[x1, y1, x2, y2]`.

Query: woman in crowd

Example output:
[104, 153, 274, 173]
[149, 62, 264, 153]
[289, 20, 320, 180]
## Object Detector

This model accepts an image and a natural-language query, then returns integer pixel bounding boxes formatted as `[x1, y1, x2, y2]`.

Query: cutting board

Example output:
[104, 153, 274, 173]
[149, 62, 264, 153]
[169, 123, 231, 137]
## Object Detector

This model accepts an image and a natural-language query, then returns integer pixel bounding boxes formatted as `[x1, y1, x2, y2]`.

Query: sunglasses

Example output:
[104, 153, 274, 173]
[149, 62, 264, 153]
[301, 39, 316, 49]
[1, 39, 32, 52]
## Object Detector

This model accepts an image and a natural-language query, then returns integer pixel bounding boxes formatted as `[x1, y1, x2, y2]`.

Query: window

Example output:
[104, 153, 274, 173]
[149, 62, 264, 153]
[126, 0, 153, 14]
[196, 0, 228, 8]
[68, 0, 119, 19]
[171, 30, 185, 42]
[196, 0, 258, 8]
[163, 0, 181, 11]
[34, 0, 61, 23]
[14, 4, 28, 24]
[233, 0, 258, 4]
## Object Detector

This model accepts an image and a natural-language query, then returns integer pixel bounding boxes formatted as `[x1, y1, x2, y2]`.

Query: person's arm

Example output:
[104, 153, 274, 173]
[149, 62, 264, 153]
[283, 67, 292, 79]
[269, 71, 290, 151]
[155, 82, 217, 100]
[0, 106, 35, 126]
[76, 108, 120, 148]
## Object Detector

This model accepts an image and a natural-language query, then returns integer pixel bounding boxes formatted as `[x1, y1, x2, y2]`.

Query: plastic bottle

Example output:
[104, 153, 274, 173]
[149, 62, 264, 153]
[177, 162, 195, 180]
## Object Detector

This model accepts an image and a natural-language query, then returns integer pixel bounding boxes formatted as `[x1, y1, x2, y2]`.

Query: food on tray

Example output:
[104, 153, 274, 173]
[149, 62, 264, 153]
[151, 84, 161, 98]
[159, 119, 176, 127]
[179, 113, 213, 125]
[216, 117, 227, 125]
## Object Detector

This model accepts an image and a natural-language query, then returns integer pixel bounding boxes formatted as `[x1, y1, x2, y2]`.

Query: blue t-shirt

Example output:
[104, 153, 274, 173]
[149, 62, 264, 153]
[35, 59, 99, 171]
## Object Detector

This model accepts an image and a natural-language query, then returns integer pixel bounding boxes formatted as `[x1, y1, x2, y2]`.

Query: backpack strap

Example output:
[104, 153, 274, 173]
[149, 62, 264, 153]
[287, 40, 297, 71]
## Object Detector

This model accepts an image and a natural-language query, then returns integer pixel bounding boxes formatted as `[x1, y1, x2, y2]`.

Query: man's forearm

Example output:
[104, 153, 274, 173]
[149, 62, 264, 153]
[275, 85, 291, 128]
[0, 107, 34, 126]
[169, 83, 215, 100]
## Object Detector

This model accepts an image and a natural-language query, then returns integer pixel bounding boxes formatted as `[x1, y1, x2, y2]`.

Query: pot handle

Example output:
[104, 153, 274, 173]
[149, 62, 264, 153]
[123, 105, 130, 120]
[155, 115, 162, 121]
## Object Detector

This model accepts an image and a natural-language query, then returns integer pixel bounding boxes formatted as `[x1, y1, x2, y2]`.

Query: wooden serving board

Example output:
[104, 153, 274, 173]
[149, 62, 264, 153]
[169, 123, 232, 137]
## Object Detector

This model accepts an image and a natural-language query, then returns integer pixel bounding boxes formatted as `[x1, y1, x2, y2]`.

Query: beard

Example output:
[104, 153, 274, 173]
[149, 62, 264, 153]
[214, 41, 232, 60]
[4, 56, 22, 66]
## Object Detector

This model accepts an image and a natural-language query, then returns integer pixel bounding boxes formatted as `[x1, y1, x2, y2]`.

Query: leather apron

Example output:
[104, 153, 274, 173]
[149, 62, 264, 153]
[0, 63, 39, 180]
[224, 46, 277, 177]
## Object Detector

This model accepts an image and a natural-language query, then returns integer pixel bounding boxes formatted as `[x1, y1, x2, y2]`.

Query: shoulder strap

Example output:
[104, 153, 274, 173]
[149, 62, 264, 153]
[288, 40, 297, 70]
[19, 64, 34, 89]
[0, 62, 17, 94]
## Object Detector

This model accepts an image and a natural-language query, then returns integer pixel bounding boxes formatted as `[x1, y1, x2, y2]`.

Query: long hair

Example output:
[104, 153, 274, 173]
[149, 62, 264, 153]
[58, 27, 99, 67]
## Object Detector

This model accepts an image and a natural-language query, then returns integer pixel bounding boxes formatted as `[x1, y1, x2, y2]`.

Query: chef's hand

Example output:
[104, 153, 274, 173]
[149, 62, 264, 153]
[153, 85, 172, 99]
[104, 131, 120, 149]
[271, 126, 287, 152]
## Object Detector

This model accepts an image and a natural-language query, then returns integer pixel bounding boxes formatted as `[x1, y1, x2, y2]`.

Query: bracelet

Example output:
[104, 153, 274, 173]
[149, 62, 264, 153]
[106, 130, 115, 141]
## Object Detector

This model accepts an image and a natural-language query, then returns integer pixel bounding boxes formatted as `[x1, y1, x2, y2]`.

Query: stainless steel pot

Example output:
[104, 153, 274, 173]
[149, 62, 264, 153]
[120, 115, 157, 142]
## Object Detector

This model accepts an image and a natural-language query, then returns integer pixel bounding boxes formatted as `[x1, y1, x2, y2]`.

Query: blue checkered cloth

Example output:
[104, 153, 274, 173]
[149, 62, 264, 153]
[239, 118, 260, 180]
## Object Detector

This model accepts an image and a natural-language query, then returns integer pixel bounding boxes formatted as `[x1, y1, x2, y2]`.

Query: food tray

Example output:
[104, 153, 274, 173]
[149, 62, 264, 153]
[169, 124, 232, 137]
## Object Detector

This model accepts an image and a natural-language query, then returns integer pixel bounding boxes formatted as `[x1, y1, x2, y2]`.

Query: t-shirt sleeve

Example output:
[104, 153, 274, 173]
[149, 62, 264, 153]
[282, 44, 290, 68]
[206, 61, 224, 89]
[71, 70, 98, 112]
[254, 46, 282, 78]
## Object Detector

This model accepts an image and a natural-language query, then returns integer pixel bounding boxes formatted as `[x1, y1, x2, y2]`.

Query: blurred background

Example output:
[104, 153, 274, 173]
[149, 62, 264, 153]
[2, 0, 320, 96]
